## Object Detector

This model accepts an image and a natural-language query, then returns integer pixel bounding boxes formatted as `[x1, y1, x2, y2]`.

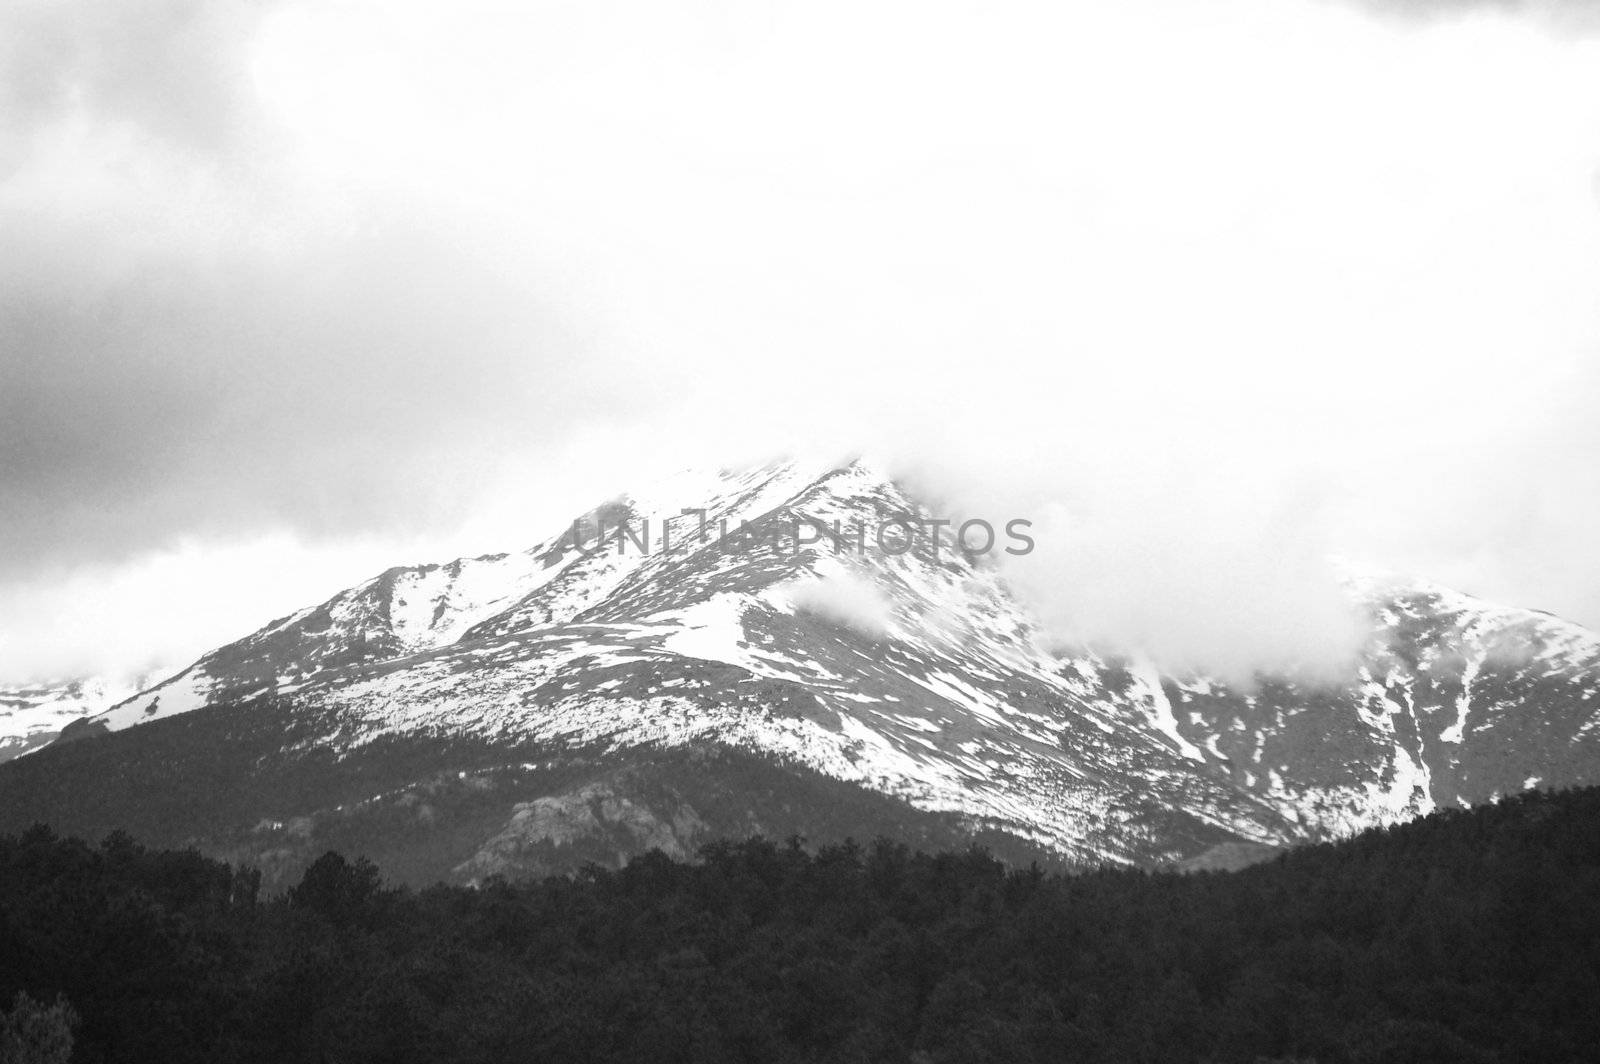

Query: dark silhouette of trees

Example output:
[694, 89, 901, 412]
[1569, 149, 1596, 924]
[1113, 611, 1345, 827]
[0, 992, 77, 1064]
[3, 787, 1600, 1061]
[288, 852, 389, 928]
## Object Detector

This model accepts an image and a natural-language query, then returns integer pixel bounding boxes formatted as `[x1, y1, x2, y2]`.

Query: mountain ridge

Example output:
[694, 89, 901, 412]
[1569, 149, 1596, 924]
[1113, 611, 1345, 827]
[7, 458, 1600, 881]
[0, 668, 172, 764]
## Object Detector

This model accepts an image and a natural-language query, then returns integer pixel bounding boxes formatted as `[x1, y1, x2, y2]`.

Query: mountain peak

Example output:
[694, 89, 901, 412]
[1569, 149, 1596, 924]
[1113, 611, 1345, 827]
[5, 461, 1599, 880]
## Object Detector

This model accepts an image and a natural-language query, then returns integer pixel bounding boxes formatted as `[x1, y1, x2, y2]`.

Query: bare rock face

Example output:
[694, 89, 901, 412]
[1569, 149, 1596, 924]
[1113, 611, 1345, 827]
[455, 781, 708, 882]
[1176, 841, 1281, 873]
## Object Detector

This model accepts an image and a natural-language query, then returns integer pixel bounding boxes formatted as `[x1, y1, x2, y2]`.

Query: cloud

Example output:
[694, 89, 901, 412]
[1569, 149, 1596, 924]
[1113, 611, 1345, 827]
[0, 0, 275, 170]
[1346, 0, 1600, 34]
[0, 204, 634, 576]
[791, 571, 895, 641]
[4, 0, 1600, 680]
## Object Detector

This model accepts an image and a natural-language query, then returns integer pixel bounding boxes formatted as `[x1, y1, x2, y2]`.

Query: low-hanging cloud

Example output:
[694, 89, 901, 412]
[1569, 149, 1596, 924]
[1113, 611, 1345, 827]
[791, 571, 895, 641]
[4, 0, 1600, 680]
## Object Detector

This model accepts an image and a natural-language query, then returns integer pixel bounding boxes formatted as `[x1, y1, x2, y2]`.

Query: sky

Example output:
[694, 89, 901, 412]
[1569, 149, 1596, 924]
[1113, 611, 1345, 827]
[3, 0, 1600, 681]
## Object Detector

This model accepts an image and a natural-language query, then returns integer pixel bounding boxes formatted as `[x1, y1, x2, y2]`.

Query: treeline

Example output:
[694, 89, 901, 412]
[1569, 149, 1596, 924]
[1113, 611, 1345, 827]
[2, 789, 1599, 1063]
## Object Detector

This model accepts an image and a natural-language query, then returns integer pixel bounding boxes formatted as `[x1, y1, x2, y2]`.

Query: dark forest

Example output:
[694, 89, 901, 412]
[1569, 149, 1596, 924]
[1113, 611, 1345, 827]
[4, 788, 1599, 1064]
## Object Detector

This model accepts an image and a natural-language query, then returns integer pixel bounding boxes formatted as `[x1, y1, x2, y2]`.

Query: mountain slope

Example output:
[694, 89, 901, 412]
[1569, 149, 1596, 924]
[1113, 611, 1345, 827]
[1164, 580, 1600, 836]
[10, 459, 1600, 882]
[0, 668, 170, 763]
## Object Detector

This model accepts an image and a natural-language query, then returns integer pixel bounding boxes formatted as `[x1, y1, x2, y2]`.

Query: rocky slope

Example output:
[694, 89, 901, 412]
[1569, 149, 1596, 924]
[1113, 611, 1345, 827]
[5, 459, 1599, 884]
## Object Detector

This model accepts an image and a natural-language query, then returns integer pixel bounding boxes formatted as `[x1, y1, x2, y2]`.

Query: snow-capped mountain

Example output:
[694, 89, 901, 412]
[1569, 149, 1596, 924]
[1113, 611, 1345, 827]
[0, 669, 173, 764]
[1168, 579, 1600, 838]
[4, 459, 1599, 885]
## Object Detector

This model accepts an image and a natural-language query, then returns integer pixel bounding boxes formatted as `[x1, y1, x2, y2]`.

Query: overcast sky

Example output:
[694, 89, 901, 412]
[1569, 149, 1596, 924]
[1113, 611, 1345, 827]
[3, 0, 1600, 681]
